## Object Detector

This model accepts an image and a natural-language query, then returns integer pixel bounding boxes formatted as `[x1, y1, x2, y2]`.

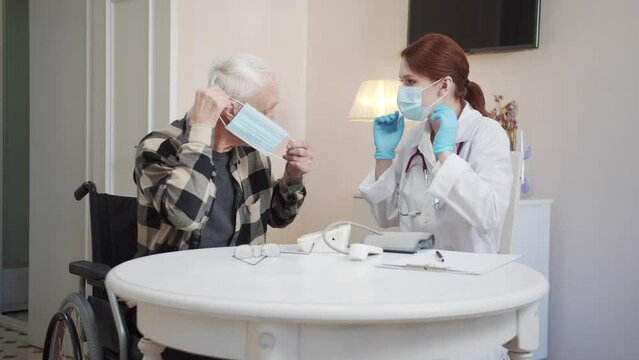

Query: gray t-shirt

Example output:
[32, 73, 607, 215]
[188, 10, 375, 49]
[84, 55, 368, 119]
[200, 151, 236, 248]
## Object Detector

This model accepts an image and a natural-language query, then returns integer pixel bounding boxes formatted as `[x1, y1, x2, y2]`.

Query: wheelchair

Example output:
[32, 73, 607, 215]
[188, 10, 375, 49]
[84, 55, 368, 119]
[42, 181, 143, 360]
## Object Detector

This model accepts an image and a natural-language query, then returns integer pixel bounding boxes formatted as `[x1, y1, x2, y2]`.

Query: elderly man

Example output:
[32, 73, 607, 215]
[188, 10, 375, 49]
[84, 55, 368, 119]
[131, 54, 312, 359]
[134, 53, 312, 254]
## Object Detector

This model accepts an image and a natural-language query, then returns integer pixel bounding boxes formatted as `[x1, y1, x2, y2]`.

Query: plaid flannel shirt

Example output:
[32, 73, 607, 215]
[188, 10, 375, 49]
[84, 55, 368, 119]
[133, 116, 306, 257]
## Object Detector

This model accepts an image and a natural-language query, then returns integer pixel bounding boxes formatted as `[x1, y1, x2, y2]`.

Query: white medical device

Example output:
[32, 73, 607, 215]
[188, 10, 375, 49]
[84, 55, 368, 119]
[296, 224, 352, 253]
[296, 221, 435, 261]
[362, 232, 434, 253]
[321, 221, 385, 261]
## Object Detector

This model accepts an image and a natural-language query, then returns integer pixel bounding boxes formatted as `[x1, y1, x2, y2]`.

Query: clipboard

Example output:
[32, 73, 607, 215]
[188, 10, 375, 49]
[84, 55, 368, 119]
[380, 250, 520, 275]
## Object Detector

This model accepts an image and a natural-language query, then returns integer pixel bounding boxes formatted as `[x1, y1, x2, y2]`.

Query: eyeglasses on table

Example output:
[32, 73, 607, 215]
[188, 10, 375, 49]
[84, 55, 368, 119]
[232, 242, 315, 265]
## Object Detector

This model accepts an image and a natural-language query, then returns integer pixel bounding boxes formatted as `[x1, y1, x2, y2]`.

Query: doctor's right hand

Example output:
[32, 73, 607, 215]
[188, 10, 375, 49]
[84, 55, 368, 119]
[373, 111, 405, 160]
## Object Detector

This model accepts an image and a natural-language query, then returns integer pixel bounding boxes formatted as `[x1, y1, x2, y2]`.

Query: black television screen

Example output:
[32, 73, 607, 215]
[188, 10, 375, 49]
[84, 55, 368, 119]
[408, 0, 540, 53]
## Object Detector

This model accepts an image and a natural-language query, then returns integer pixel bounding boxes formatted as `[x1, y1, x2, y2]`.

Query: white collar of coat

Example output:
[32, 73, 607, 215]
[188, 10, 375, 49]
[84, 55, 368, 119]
[455, 101, 484, 143]
[411, 101, 484, 165]
[416, 101, 484, 143]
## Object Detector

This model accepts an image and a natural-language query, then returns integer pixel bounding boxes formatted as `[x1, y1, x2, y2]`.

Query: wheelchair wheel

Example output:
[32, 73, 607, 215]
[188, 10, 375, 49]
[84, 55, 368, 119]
[42, 311, 82, 360]
[59, 293, 103, 360]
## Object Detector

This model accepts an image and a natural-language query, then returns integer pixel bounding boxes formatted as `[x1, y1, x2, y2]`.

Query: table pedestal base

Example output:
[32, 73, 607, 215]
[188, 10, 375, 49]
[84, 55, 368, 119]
[505, 303, 539, 360]
[139, 337, 165, 360]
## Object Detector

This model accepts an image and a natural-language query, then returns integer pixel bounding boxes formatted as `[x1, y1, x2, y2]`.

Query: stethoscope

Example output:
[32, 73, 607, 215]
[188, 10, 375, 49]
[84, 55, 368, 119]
[398, 143, 465, 217]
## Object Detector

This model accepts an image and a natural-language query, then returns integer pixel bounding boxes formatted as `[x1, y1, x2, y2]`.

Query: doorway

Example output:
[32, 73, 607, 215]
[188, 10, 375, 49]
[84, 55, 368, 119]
[0, 0, 30, 333]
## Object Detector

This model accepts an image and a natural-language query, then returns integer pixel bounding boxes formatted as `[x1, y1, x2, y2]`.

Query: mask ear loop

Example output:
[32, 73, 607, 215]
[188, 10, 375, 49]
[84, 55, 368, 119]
[430, 91, 449, 109]
[419, 77, 444, 91]
[217, 97, 243, 127]
[425, 77, 452, 113]
[217, 97, 296, 162]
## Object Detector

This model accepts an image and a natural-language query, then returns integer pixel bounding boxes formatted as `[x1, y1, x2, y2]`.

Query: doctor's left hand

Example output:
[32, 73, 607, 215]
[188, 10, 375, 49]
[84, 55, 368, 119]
[432, 103, 459, 158]
[283, 140, 314, 180]
[373, 111, 404, 160]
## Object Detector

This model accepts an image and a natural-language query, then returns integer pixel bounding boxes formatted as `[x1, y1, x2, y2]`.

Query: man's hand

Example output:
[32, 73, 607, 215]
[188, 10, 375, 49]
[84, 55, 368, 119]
[283, 140, 314, 180]
[189, 86, 232, 126]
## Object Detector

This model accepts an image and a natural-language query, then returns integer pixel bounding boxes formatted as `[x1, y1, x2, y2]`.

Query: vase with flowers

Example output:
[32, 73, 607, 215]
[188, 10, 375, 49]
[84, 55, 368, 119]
[489, 95, 518, 150]
[489, 95, 533, 197]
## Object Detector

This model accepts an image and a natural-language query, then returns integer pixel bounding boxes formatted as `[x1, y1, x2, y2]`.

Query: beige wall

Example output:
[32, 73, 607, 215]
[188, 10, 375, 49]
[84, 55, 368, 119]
[177, 0, 309, 240]
[303, 0, 409, 233]
[178, 0, 639, 357]
[177, 0, 408, 239]
[467, 1, 639, 357]
[304, 0, 639, 358]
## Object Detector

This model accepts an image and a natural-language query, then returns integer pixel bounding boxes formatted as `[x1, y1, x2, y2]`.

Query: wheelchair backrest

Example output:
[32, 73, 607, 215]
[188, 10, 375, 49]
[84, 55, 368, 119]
[88, 192, 138, 267]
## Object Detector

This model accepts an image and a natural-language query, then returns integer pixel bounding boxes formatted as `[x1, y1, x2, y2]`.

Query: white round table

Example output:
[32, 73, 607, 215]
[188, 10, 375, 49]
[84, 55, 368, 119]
[105, 247, 548, 360]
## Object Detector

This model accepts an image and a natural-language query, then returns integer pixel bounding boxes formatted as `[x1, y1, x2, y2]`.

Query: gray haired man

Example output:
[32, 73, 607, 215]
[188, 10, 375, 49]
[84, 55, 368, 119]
[132, 54, 313, 359]
[134, 53, 312, 254]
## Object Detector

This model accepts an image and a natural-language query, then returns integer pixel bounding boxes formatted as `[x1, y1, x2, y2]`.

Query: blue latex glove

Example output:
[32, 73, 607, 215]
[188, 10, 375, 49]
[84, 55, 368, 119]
[373, 111, 405, 160]
[431, 104, 459, 157]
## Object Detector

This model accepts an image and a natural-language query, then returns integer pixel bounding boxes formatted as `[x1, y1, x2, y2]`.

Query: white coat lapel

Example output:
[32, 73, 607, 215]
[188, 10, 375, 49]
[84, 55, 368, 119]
[408, 101, 484, 168]
[415, 122, 437, 169]
[456, 101, 484, 145]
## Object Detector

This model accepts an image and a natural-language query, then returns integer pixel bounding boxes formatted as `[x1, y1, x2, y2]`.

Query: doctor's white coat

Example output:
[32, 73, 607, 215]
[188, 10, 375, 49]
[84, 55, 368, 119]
[359, 101, 513, 254]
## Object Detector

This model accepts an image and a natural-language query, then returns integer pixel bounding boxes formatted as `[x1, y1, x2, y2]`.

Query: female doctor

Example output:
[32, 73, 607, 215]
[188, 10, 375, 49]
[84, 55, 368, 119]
[359, 32, 513, 255]
[359, 33, 513, 360]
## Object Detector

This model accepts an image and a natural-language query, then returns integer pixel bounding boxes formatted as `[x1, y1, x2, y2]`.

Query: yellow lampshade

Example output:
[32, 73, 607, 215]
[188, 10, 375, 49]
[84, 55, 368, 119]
[348, 80, 400, 122]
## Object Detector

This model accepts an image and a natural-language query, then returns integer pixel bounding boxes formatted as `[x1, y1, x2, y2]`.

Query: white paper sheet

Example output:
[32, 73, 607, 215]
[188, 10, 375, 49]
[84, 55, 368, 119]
[380, 250, 520, 275]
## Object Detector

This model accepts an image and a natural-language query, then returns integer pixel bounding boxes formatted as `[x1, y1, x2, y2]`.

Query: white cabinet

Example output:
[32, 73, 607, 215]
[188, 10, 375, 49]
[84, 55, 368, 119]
[512, 199, 552, 360]
[352, 195, 552, 360]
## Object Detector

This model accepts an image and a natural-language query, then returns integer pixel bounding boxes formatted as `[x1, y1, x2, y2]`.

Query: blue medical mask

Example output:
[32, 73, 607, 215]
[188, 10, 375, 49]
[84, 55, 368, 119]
[219, 99, 292, 159]
[396, 78, 447, 121]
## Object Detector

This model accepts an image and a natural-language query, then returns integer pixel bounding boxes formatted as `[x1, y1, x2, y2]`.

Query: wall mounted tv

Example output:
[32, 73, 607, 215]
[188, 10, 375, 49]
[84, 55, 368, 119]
[408, 0, 541, 53]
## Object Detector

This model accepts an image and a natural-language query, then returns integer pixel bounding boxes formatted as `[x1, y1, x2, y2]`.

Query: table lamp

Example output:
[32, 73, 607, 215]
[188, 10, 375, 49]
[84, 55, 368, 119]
[347, 79, 401, 230]
[348, 80, 400, 122]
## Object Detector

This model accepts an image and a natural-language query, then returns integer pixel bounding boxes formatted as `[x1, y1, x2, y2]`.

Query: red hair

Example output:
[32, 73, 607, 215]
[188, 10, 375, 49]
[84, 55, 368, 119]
[401, 33, 489, 117]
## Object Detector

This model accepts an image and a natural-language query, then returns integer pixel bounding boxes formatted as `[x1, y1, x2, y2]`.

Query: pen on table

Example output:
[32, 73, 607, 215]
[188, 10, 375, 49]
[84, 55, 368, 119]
[435, 250, 445, 262]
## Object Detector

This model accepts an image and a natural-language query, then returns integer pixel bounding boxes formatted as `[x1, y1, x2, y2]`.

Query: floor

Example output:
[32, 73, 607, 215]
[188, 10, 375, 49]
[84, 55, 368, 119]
[3, 312, 27, 323]
[0, 325, 41, 360]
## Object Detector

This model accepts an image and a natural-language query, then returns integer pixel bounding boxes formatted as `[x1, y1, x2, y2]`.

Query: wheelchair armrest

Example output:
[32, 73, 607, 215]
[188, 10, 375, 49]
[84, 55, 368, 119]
[69, 260, 111, 282]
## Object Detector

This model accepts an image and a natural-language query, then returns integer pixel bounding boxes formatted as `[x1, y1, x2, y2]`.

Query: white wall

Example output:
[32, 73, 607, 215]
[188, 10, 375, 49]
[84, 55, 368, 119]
[28, 0, 174, 345]
[109, 0, 175, 196]
[109, 0, 151, 196]
[466, 1, 639, 358]
[29, 0, 89, 346]
[177, 0, 309, 241]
